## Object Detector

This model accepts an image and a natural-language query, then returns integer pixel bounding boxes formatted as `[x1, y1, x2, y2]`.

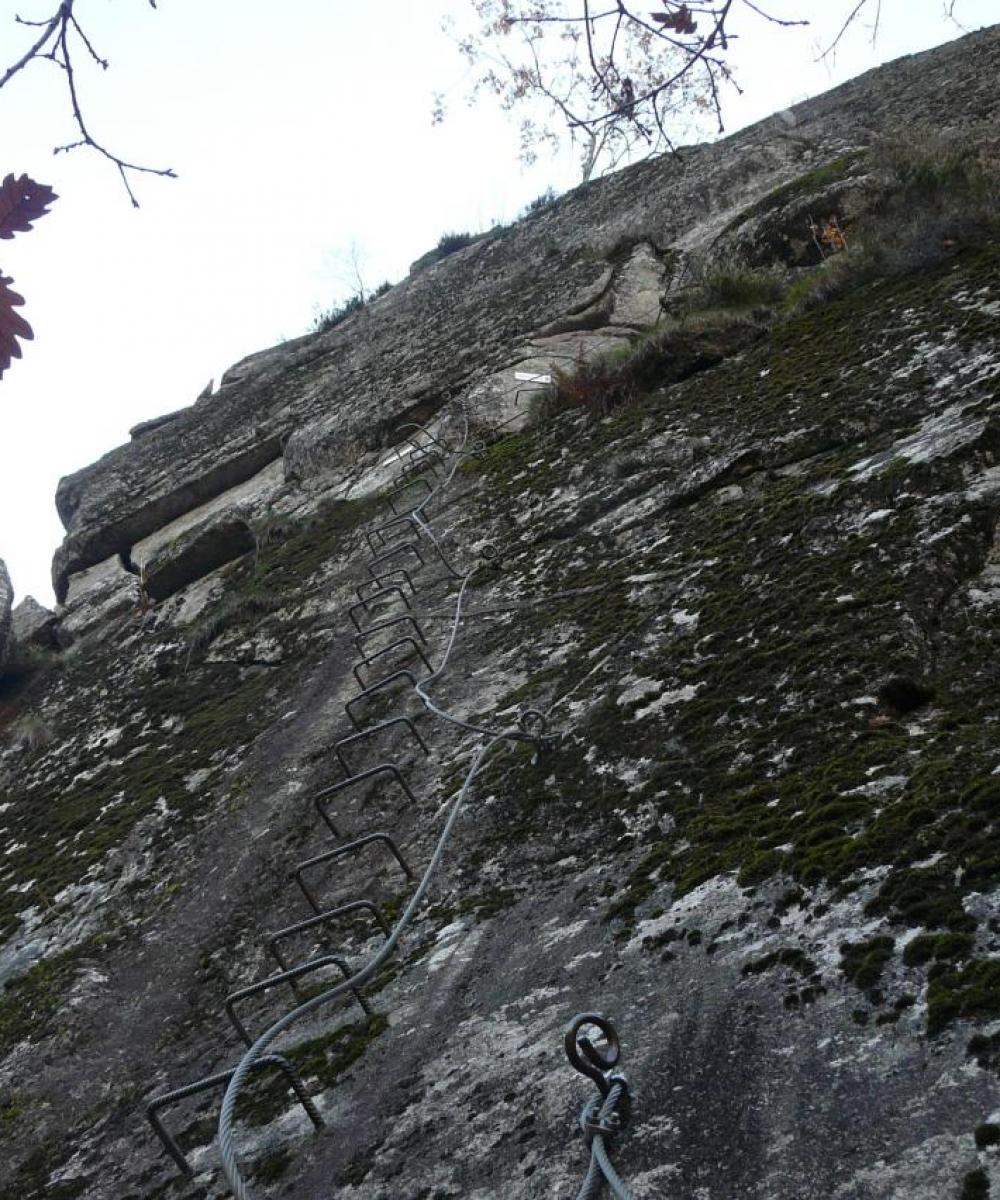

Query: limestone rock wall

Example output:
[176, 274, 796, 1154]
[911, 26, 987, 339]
[4, 24, 1000, 1200]
[0, 559, 12, 671]
[49, 26, 1000, 610]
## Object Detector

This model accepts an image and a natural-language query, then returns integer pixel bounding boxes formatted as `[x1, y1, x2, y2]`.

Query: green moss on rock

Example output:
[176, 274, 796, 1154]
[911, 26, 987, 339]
[928, 959, 1000, 1036]
[840, 937, 895, 989]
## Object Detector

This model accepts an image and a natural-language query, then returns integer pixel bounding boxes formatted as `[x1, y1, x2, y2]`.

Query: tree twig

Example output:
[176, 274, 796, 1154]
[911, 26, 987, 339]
[817, 0, 880, 62]
[1, 1, 175, 205]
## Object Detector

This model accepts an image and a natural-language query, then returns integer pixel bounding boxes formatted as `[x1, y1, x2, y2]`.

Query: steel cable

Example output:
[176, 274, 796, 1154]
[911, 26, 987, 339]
[217, 728, 522, 1198]
[575, 1083, 634, 1200]
[565, 1015, 635, 1200]
[413, 560, 544, 744]
[217, 406, 548, 1197]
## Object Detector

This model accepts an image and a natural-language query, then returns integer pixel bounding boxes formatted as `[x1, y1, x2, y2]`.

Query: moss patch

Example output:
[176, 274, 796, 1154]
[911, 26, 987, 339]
[961, 1167, 991, 1200]
[840, 937, 895, 990]
[0, 940, 103, 1057]
[928, 959, 1000, 1036]
[287, 1012, 389, 1091]
[458, 242, 1000, 1032]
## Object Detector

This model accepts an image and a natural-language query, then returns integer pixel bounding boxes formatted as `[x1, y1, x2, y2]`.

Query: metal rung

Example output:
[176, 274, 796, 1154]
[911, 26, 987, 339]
[400, 448, 445, 479]
[313, 764, 418, 838]
[294, 832, 415, 914]
[388, 476, 433, 515]
[390, 434, 442, 472]
[268, 900, 388, 994]
[146, 1054, 323, 1178]
[335, 716, 429, 775]
[369, 511, 464, 581]
[398, 467, 436, 492]
[355, 613, 427, 656]
[410, 448, 446, 470]
[395, 422, 449, 451]
[224, 954, 365, 1047]
[396, 433, 432, 458]
[348, 586, 411, 631]
[352, 638, 432, 690]
[345, 670, 420, 731]
[402, 446, 445, 475]
[357, 568, 418, 602]
[368, 542, 424, 576]
[364, 513, 424, 556]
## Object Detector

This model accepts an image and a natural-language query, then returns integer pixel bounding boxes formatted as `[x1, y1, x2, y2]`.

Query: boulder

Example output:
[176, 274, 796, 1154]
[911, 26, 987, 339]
[144, 516, 256, 602]
[0, 558, 12, 670]
[52, 27, 1000, 613]
[11, 597, 59, 651]
[128, 407, 189, 440]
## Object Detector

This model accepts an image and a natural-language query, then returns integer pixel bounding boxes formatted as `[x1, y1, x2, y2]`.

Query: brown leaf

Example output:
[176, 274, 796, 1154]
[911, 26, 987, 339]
[651, 5, 697, 34]
[0, 273, 33, 380]
[0, 173, 58, 241]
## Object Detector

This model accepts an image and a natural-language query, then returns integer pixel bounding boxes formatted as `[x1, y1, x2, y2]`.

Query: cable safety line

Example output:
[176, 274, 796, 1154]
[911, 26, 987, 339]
[216, 398, 552, 1198]
[565, 1014, 635, 1200]
[217, 730, 520, 1199]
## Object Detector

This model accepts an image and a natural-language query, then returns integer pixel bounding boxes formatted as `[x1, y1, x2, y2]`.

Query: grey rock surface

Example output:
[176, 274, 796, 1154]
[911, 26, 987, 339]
[129, 407, 189, 440]
[5, 25, 1000, 1200]
[50, 26, 1000, 607]
[0, 558, 12, 670]
[11, 596, 59, 651]
[144, 516, 256, 602]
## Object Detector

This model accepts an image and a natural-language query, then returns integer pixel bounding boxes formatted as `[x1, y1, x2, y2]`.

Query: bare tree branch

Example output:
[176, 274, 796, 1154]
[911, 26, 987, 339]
[818, 0, 883, 61]
[446, 1, 965, 180]
[0, 8, 62, 89]
[0, 2, 175, 205]
[448, 1, 811, 180]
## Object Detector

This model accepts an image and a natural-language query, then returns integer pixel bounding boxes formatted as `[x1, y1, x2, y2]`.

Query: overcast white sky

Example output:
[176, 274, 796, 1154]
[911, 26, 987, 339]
[0, 1, 993, 605]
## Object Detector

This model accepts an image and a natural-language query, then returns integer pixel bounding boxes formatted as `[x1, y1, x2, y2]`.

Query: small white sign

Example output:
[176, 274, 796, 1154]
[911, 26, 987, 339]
[514, 371, 552, 384]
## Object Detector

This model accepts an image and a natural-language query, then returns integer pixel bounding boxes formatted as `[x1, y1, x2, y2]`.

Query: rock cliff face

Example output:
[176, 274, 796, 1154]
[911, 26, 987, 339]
[0, 560, 12, 671]
[4, 25, 1000, 1200]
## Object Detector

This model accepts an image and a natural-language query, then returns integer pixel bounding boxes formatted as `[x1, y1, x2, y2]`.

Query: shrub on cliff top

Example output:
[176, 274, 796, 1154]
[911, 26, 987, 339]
[311, 293, 366, 334]
[862, 124, 1000, 271]
[786, 126, 1000, 313]
[435, 230, 478, 257]
[311, 279, 393, 334]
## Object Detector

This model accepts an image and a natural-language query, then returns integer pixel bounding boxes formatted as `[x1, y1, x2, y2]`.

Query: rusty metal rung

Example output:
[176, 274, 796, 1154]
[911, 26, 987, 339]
[348, 587, 411, 632]
[352, 638, 432, 691]
[388, 476, 433, 515]
[355, 613, 427, 655]
[368, 541, 424, 575]
[313, 764, 418, 837]
[365, 515, 416, 555]
[146, 1054, 322, 1178]
[357, 568, 418, 602]
[293, 832, 415, 914]
[365, 512, 426, 556]
[224, 954, 367, 1047]
[394, 422, 450, 451]
[267, 900, 388, 999]
[334, 716, 429, 776]
[400, 448, 445, 479]
[345, 670, 420, 731]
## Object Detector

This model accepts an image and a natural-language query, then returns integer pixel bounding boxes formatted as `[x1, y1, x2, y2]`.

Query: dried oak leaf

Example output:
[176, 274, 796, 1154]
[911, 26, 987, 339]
[651, 4, 698, 35]
[0, 274, 33, 380]
[0, 173, 58, 241]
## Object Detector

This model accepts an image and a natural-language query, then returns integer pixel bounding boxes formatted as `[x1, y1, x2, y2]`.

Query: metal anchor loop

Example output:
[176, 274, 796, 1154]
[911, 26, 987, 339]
[580, 1094, 626, 1148]
[479, 543, 499, 563]
[518, 707, 548, 738]
[564, 1012, 622, 1098]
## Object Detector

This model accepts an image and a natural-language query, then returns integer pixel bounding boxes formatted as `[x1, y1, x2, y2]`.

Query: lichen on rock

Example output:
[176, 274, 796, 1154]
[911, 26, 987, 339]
[6, 24, 1000, 1200]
